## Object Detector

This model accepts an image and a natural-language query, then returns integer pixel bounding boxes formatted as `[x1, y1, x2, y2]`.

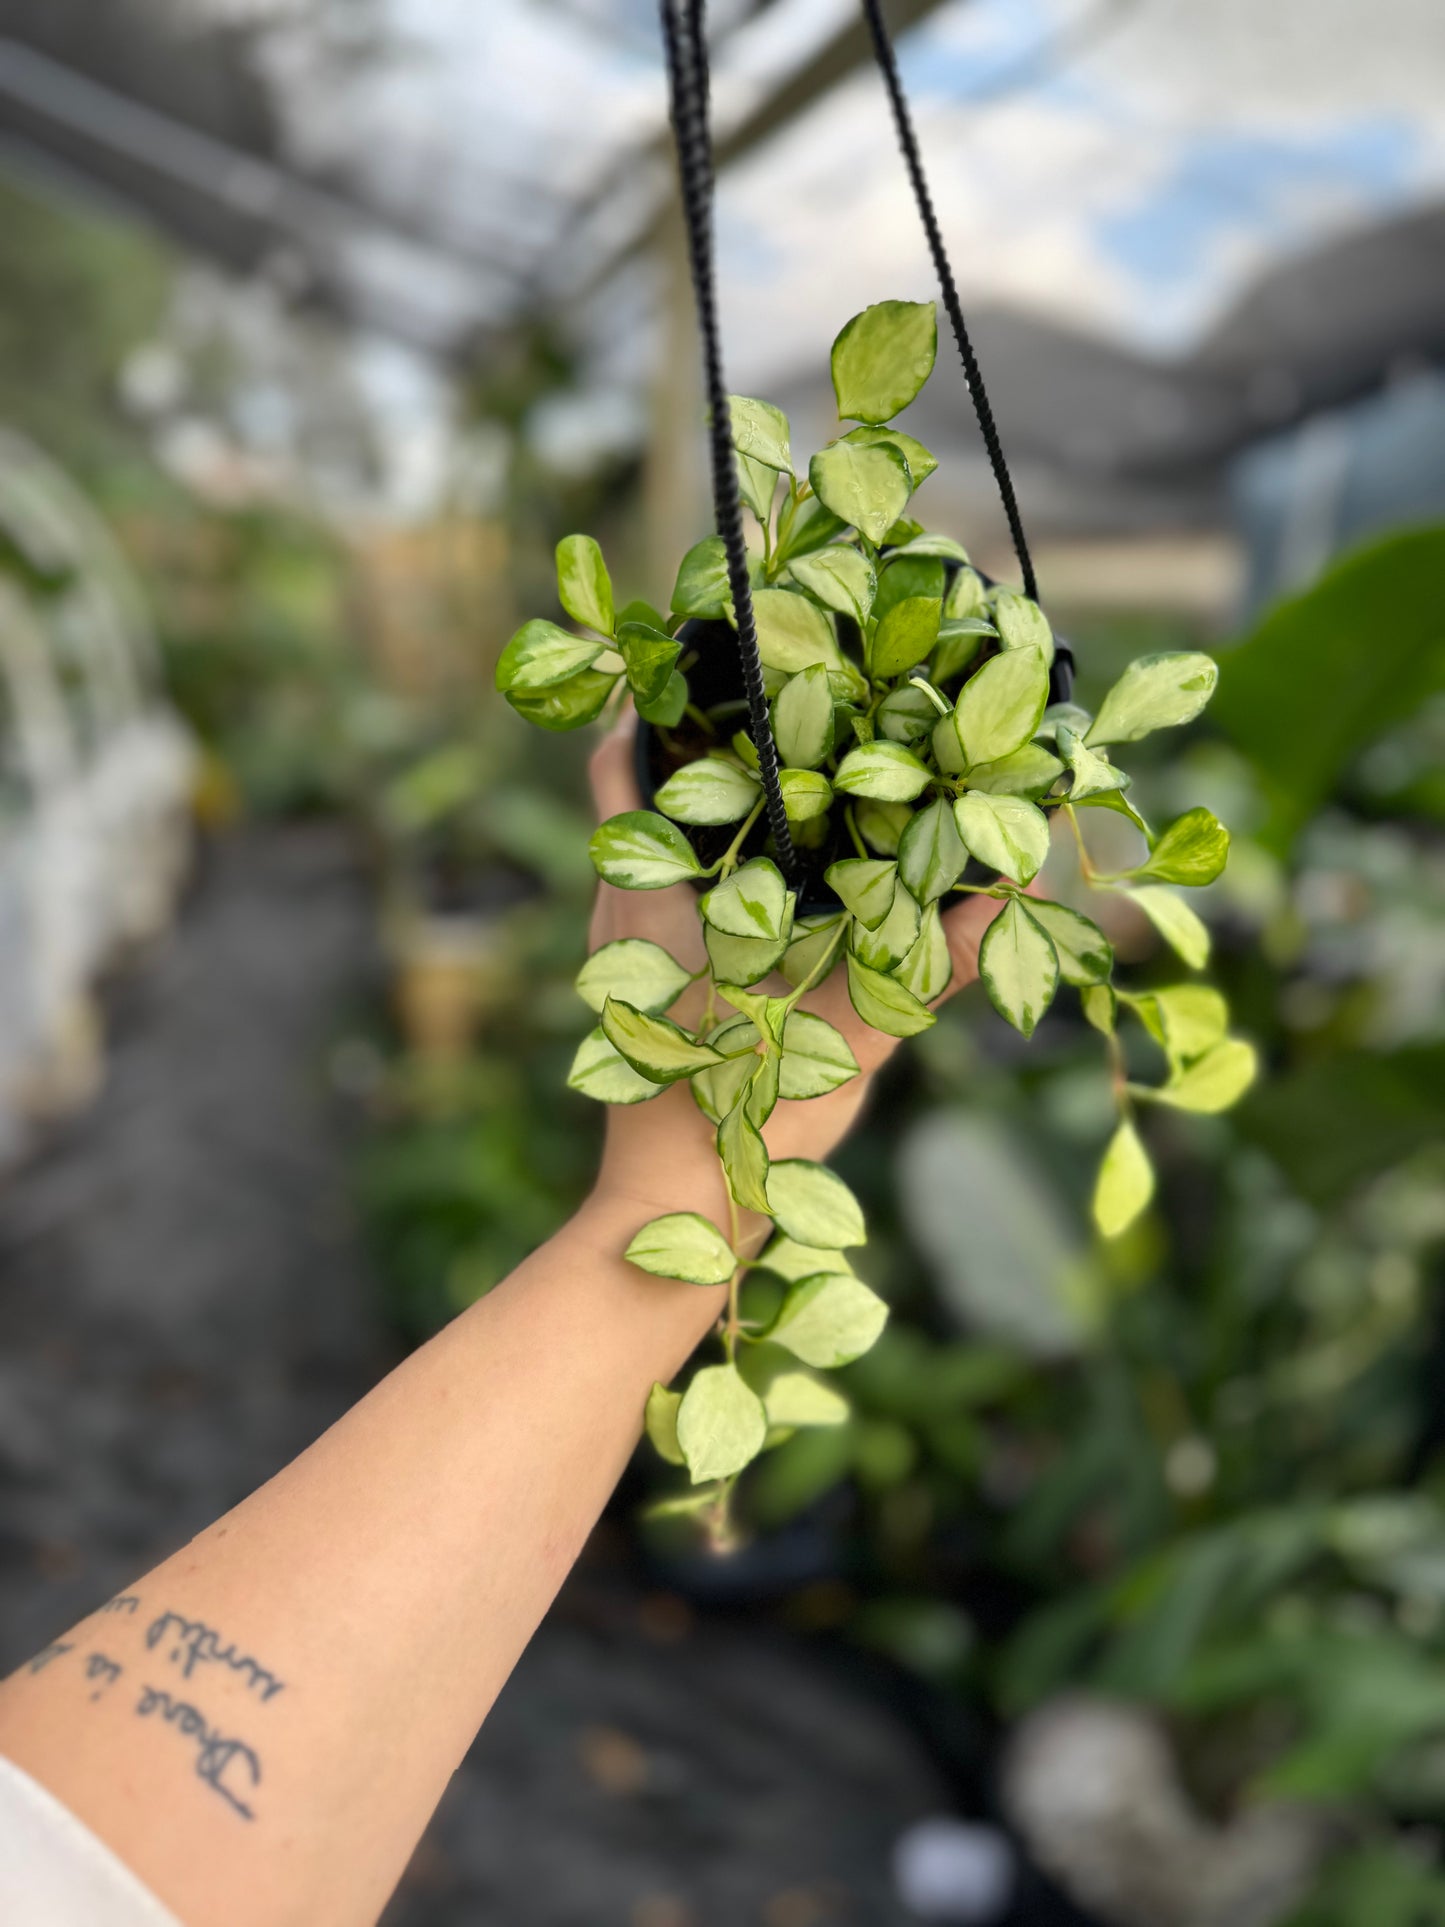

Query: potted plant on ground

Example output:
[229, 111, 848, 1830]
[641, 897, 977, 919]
[496, 298, 1254, 1537]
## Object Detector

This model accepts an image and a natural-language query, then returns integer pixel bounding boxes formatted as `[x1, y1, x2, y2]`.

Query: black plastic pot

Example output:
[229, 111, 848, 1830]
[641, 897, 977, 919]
[634, 583, 1075, 913]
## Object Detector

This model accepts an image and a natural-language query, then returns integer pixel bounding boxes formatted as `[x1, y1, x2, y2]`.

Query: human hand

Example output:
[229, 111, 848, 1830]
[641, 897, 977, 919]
[583, 710, 1005, 1241]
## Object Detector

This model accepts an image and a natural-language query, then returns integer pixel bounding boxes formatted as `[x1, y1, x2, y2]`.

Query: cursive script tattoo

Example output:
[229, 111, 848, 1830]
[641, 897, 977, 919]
[85, 1652, 124, 1699]
[100, 1594, 141, 1616]
[26, 1642, 73, 1675]
[144, 1611, 284, 1702]
[135, 1685, 261, 1821]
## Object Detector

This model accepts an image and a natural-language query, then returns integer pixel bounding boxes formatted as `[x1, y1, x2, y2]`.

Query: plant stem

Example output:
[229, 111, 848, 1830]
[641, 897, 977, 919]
[844, 804, 868, 859]
[1064, 802, 1096, 883]
[908, 675, 951, 717]
[709, 798, 766, 878]
[780, 922, 847, 1011]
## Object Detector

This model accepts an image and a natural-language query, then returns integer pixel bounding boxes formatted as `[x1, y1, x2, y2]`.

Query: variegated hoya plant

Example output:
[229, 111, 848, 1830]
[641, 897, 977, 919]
[496, 299, 1254, 1534]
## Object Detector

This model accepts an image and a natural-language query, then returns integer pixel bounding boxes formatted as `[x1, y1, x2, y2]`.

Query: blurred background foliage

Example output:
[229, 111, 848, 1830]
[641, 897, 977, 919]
[0, 2, 1442, 1916]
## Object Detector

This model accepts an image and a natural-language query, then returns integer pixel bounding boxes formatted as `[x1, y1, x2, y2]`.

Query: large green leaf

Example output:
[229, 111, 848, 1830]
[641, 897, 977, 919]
[1092, 1119, 1154, 1238]
[774, 1010, 859, 1098]
[766, 1159, 867, 1248]
[705, 922, 790, 987]
[751, 587, 844, 673]
[953, 791, 1051, 885]
[1055, 724, 1126, 802]
[977, 897, 1059, 1037]
[601, 998, 724, 1084]
[555, 534, 614, 635]
[772, 663, 834, 769]
[830, 299, 938, 423]
[808, 440, 913, 546]
[872, 555, 945, 624]
[590, 811, 703, 889]
[846, 952, 936, 1037]
[877, 682, 938, 745]
[1085, 651, 1218, 747]
[701, 857, 789, 939]
[636, 668, 687, 727]
[901, 805, 967, 909]
[1133, 806, 1230, 887]
[567, 1028, 664, 1104]
[1132, 983, 1228, 1065]
[833, 742, 933, 803]
[654, 756, 762, 825]
[729, 394, 793, 472]
[625, 1212, 737, 1286]
[1209, 527, 1445, 852]
[780, 913, 846, 988]
[991, 588, 1052, 657]
[496, 618, 603, 691]
[869, 594, 942, 681]
[787, 546, 876, 626]
[779, 769, 832, 821]
[671, 535, 732, 620]
[741, 1348, 851, 1428]
[677, 1364, 768, 1482]
[768, 1271, 889, 1368]
[575, 938, 693, 1015]
[855, 798, 914, 856]
[966, 741, 1065, 798]
[955, 648, 1050, 766]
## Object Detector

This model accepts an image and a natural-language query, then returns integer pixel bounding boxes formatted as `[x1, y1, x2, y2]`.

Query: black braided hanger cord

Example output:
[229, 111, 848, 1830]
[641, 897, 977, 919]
[658, 0, 798, 880]
[860, 0, 1040, 606]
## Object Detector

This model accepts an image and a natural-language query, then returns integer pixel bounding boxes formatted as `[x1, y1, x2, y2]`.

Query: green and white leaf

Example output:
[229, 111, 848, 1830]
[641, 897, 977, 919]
[590, 811, 703, 890]
[751, 587, 845, 674]
[779, 768, 833, 821]
[851, 882, 922, 971]
[788, 547, 876, 625]
[877, 682, 938, 745]
[1129, 884, 1211, 968]
[729, 394, 793, 473]
[772, 662, 835, 768]
[1055, 723, 1127, 802]
[946, 568, 988, 619]
[654, 755, 762, 825]
[555, 534, 614, 636]
[705, 922, 789, 988]
[736, 450, 777, 523]
[774, 1010, 860, 1098]
[894, 902, 953, 1002]
[616, 621, 681, 707]
[567, 1028, 664, 1105]
[671, 535, 732, 621]
[766, 1159, 867, 1249]
[898, 797, 967, 903]
[625, 1212, 737, 1286]
[953, 791, 1051, 886]
[575, 938, 693, 1015]
[758, 1236, 855, 1283]
[855, 799, 914, 856]
[870, 594, 942, 681]
[636, 668, 687, 727]
[932, 617, 994, 684]
[677, 1364, 768, 1483]
[830, 299, 938, 424]
[602, 998, 725, 1085]
[846, 951, 936, 1037]
[644, 1383, 685, 1466]
[780, 913, 846, 989]
[808, 439, 913, 546]
[1093, 1120, 1154, 1238]
[1133, 806, 1230, 887]
[1081, 984, 1117, 1035]
[496, 618, 603, 691]
[824, 857, 898, 930]
[1023, 900, 1113, 987]
[506, 669, 616, 731]
[955, 647, 1051, 766]
[977, 897, 1059, 1038]
[965, 741, 1064, 798]
[717, 1097, 771, 1214]
[1144, 1037, 1258, 1113]
[843, 423, 938, 485]
[701, 857, 789, 939]
[742, 1351, 851, 1429]
[833, 742, 933, 803]
[1085, 652, 1219, 746]
[991, 588, 1052, 658]
[769, 1271, 889, 1369]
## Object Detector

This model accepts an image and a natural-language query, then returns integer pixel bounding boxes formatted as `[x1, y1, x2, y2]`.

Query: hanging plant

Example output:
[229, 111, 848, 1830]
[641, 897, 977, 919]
[495, 296, 1255, 1532]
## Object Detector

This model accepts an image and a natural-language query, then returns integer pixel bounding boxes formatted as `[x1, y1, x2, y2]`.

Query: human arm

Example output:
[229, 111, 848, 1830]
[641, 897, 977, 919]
[0, 715, 1001, 1927]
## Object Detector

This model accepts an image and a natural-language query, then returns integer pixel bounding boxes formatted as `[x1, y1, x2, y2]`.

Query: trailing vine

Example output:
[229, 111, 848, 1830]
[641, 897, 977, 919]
[496, 299, 1253, 1533]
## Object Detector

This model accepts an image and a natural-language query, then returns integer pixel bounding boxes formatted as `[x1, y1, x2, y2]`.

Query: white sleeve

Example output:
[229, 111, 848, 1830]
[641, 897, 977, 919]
[0, 1754, 184, 1926]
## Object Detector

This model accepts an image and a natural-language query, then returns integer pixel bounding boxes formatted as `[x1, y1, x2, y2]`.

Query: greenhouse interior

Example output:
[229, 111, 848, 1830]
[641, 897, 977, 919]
[0, 2, 1442, 1924]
